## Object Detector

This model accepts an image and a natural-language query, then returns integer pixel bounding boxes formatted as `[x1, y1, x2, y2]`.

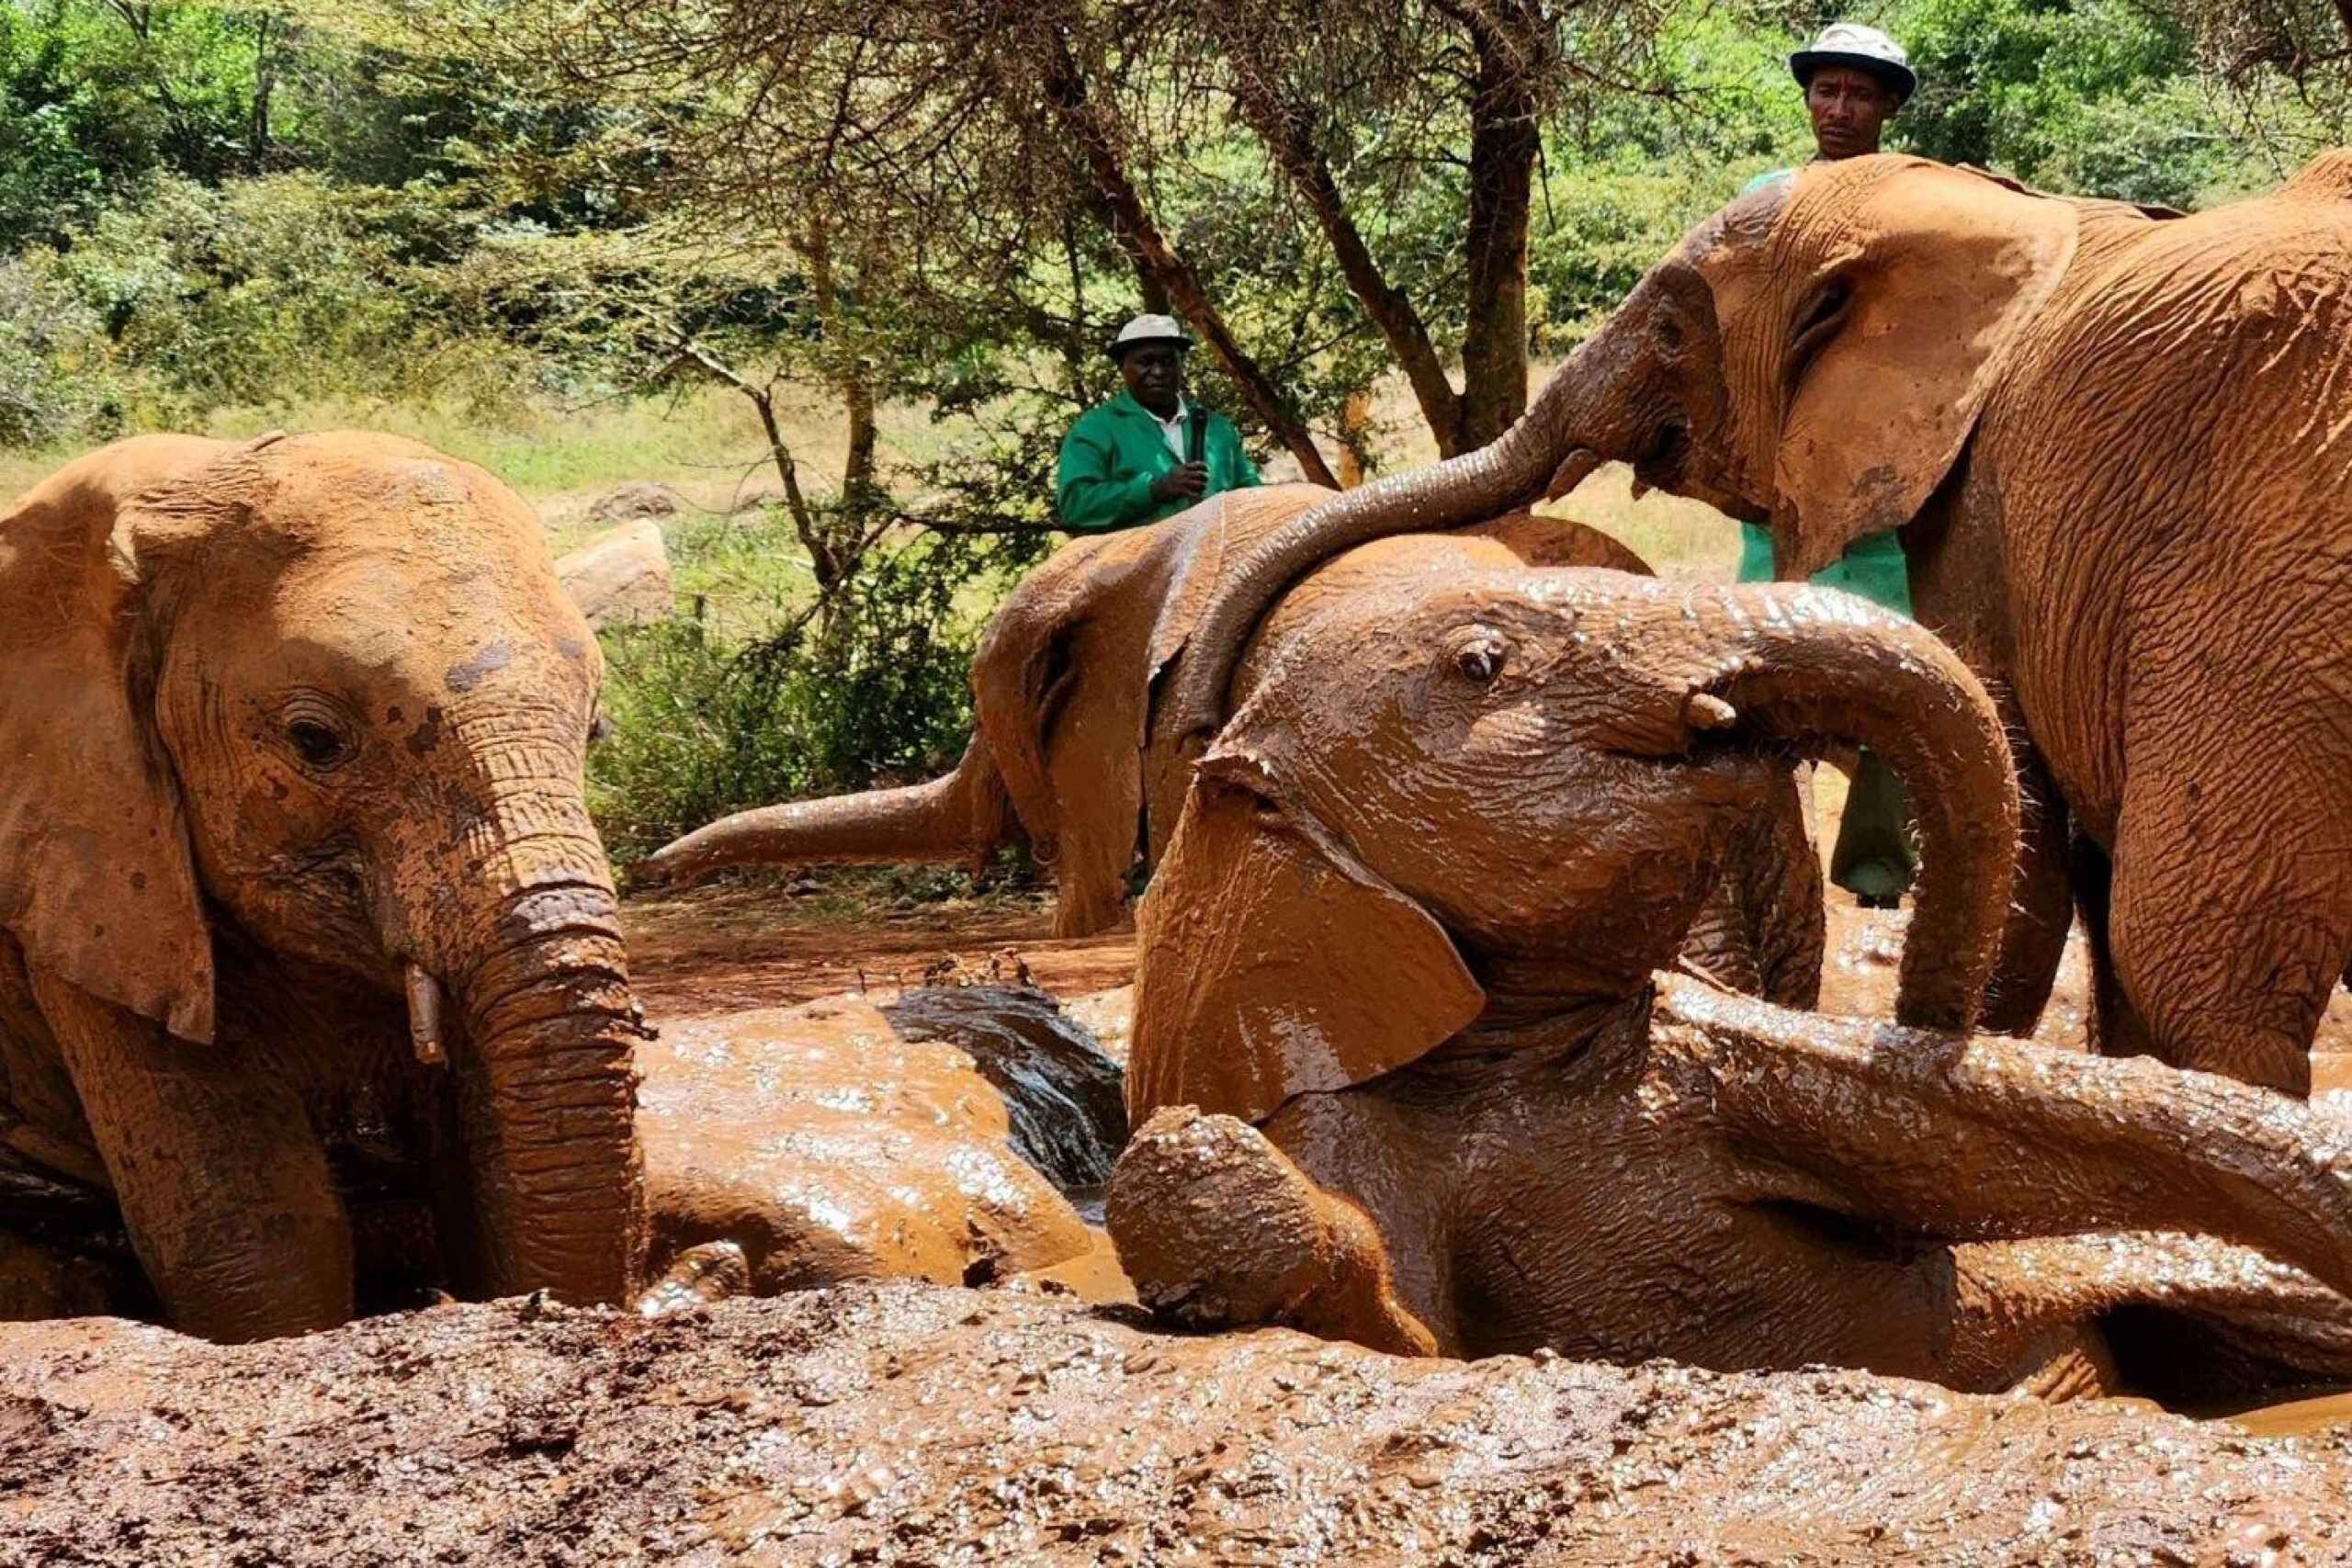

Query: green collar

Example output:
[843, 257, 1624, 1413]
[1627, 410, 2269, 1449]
[1110, 389, 1186, 423]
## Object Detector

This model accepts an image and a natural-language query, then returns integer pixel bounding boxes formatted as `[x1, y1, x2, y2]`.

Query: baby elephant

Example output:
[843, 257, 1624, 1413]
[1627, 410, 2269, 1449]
[1109, 567, 2352, 1398]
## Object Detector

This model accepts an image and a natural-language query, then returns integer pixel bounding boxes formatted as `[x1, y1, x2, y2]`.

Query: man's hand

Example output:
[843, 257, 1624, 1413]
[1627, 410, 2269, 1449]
[1150, 461, 1208, 503]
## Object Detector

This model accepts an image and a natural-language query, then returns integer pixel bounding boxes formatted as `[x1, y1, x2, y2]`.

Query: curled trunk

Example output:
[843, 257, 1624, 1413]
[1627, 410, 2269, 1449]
[1648, 586, 2019, 1033]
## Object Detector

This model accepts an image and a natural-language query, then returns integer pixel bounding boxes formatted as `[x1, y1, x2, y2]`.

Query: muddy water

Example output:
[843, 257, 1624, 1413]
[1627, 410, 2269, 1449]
[2212, 1386, 2352, 1438]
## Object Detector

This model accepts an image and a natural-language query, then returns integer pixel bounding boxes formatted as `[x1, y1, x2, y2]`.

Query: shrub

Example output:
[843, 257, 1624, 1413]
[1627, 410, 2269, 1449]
[588, 530, 1002, 865]
[0, 248, 120, 445]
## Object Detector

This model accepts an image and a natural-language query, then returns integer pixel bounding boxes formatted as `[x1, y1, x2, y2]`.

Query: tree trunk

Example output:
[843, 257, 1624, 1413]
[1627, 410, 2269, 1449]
[1039, 39, 1338, 488]
[1455, 25, 1540, 448]
[1222, 54, 1466, 458]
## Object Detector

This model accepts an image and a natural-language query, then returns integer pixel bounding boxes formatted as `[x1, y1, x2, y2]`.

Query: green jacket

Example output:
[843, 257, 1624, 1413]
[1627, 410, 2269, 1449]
[1737, 523, 1913, 616]
[1055, 391, 1261, 533]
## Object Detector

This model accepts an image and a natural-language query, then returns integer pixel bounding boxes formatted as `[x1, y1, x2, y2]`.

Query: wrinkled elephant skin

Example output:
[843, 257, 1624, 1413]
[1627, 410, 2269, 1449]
[1169, 152, 2352, 1092]
[1112, 570, 2352, 1401]
[0, 432, 646, 1340]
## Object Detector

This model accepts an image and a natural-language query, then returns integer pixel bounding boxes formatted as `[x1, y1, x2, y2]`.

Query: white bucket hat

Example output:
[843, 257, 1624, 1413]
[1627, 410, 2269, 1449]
[1106, 313, 1193, 359]
[1791, 23, 1917, 105]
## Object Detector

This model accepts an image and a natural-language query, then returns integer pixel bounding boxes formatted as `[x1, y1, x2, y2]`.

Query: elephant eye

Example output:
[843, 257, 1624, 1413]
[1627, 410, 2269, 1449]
[277, 695, 356, 772]
[287, 719, 351, 769]
[1446, 628, 1510, 687]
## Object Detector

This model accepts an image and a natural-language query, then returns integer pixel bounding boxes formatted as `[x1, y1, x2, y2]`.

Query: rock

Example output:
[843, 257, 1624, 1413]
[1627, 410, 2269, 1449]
[556, 519, 673, 629]
[882, 986, 1128, 1193]
[585, 479, 681, 524]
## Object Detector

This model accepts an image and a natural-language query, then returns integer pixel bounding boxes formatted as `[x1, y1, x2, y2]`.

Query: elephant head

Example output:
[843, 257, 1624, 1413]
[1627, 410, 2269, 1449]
[0, 431, 645, 1333]
[1129, 567, 2017, 1127]
[1162, 155, 2156, 741]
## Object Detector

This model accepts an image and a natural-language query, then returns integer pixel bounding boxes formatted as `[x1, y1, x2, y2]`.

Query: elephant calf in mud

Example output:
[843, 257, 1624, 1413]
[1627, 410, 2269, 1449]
[0, 434, 1116, 1340]
[642, 485, 1823, 1009]
[1109, 566, 2352, 1400]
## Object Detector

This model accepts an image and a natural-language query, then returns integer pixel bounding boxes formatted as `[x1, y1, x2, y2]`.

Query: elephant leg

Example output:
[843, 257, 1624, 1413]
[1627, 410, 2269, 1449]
[1978, 739, 2073, 1038]
[1107, 1102, 1442, 1357]
[1657, 976, 2352, 1302]
[34, 971, 353, 1341]
[2102, 759, 2349, 1095]
[2070, 832, 2159, 1063]
[1939, 1233, 2352, 1398]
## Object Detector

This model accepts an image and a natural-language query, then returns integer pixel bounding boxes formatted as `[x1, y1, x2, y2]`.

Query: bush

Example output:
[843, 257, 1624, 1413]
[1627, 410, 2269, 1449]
[0, 248, 121, 444]
[58, 172, 471, 423]
[588, 531, 1001, 865]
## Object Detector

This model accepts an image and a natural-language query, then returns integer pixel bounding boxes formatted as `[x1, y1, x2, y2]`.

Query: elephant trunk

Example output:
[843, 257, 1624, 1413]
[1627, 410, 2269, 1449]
[437, 879, 648, 1305]
[1162, 311, 1637, 739]
[1656, 586, 2019, 1034]
[635, 739, 1010, 889]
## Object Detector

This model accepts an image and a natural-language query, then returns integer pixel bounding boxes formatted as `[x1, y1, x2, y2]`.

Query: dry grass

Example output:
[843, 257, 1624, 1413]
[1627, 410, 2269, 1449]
[0, 359, 1747, 603]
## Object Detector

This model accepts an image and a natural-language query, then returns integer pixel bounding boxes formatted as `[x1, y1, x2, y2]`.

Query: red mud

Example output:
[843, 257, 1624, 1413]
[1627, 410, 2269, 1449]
[2, 877, 2344, 1560]
[8, 1285, 2352, 1565]
[624, 884, 1136, 1019]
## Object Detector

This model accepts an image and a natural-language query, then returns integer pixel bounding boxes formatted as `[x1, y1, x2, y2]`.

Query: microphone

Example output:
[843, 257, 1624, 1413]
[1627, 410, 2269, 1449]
[1185, 405, 1208, 466]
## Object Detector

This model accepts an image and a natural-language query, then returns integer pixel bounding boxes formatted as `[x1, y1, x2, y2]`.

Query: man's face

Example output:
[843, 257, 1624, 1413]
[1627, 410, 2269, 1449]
[1120, 343, 1186, 415]
[1805, 64, 1897, 161]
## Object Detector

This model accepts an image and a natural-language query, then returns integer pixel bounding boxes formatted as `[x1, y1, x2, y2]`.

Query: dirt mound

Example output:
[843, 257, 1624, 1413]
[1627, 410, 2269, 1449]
[5, 1285, 2348, 1564]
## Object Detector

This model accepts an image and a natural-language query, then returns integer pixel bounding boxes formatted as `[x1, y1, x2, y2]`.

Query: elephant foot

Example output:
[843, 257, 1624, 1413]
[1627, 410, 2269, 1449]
[1106, 1106, 1438, 1357]
[635, 1241, 751, 1318]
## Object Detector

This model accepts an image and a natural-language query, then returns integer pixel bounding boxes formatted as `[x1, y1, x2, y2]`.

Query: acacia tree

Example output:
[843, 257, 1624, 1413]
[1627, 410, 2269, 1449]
[1169, 0, 1688, 455]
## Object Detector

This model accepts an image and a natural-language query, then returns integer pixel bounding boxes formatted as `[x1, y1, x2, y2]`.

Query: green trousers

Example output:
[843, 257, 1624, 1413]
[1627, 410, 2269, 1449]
[1737, 524, 1917, 901]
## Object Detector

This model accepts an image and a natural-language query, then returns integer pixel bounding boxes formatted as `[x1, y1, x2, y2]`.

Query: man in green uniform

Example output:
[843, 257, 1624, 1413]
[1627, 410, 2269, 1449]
[1056, 314, 1261, 533]
[1739, 24, 1919, 908]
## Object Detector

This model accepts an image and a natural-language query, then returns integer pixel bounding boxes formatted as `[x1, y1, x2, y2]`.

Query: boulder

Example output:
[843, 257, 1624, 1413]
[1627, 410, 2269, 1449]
[556, 519, 673, 629]
[585, 479, 681, 524]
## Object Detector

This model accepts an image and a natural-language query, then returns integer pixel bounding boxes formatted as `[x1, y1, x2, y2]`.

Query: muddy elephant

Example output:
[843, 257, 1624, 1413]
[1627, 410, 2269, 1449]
[1108, 567, 2352, 1398]
[643, 487, 1824, 1007]
[0, 434, 1133, 1341]
[1163, 152, 2352, 1094]
[0, 432, 650, 1340]
[636, 988, 1126, 1307]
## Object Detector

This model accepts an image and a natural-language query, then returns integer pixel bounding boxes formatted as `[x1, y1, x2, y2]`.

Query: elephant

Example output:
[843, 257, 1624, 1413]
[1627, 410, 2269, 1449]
[0, 431, 647, 1341]
[0, 434, 1123, 1341]
[633, 988, 1127, 1306]
[1159, 151, 2352, 1096]
[642, 486, 1826, 1009]
[1106, 565, 2352, 1398]
[10, 983, 1132, 1328]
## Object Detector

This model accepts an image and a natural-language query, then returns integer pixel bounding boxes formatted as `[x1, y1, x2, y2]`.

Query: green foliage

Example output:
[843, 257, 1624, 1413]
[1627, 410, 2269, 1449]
[1893, 0, 2231, 206]
[57, 171, 469, 420]
[0, 247, 120, 443]
[587, 530, 1019, 863]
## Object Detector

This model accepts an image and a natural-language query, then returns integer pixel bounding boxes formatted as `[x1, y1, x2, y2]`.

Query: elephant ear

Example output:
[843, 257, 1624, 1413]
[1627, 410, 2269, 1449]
[0, 441, 220, 1043]
[1126, 755, 1485, 1128]
[1770, 159, 2079, 579]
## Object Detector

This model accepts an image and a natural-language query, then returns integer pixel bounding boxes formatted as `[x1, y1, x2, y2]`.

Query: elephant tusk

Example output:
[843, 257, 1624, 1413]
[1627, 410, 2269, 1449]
[1685, 693, 1739, 731]
[404, 963, 448, 1068]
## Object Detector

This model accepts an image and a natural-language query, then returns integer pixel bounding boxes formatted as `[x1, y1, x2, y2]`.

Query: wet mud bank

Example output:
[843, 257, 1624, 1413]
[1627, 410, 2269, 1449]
[6, 1285, 2351, 1565]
